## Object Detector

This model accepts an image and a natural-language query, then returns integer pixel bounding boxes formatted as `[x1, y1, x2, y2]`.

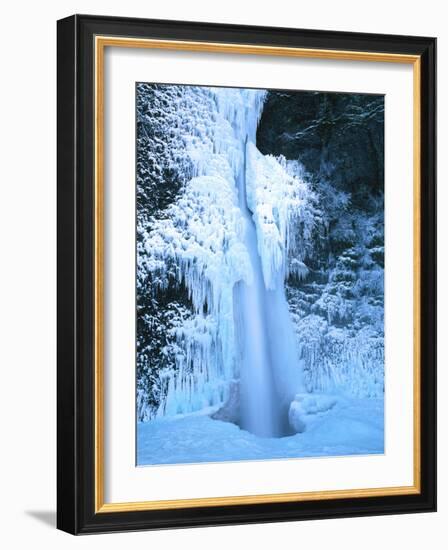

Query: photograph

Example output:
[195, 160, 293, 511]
[54, 13, 436, 534]
[0, 0, 442, 544]
[135, 83, 385, 466]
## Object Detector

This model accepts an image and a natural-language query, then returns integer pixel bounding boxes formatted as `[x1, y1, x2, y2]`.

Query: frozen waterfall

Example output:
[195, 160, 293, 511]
[142, 87, 308, 432]
[235, 141, 304, 437]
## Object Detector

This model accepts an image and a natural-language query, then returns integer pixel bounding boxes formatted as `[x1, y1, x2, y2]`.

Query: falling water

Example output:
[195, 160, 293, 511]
[234, 140, 282, 437]
[234, 135, 304, 438]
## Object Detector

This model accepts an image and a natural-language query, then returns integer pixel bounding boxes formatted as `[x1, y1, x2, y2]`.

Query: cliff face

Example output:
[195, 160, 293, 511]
[258, 91, 385, 397]
[257, 91, 384, 199]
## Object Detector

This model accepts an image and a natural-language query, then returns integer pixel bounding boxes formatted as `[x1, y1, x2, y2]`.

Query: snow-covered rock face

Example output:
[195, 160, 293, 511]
[256, 90, 385, 402]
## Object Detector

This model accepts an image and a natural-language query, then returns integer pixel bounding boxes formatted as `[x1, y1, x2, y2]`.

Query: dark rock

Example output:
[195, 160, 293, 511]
[257, 90, 384, 199]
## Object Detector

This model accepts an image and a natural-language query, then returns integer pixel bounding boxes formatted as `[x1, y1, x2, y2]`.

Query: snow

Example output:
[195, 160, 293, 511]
[146, 172, 249, 417]
[245, 143, 315, 289]
[288, 393, 338, 433]
[137, 396, 384, 465]
[295, 314, 384, 398]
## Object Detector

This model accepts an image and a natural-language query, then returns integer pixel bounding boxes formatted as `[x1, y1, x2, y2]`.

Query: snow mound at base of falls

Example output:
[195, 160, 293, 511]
[288, 393, 338, 433]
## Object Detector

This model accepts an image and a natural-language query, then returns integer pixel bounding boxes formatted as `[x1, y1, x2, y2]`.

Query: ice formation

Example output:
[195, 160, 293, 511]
[139, 86, 311, 426]
[245, 143, 314, 290]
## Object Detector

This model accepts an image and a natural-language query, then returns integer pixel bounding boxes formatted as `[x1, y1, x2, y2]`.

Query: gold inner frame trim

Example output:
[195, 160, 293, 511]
[94, 35, 422, 513]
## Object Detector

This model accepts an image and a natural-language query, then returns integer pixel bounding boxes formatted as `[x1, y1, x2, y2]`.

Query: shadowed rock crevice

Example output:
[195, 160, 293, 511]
[257, 91, 384, 200]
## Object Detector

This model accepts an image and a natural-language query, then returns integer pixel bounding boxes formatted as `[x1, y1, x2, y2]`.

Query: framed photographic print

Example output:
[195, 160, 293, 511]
[57, 14, 436, 534]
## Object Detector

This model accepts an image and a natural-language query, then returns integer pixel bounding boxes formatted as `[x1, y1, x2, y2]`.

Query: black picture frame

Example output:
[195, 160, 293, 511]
[57, 14, 436, 535]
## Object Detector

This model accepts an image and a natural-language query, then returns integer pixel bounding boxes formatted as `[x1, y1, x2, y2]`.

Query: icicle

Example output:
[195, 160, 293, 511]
[142, 87, 268, 417]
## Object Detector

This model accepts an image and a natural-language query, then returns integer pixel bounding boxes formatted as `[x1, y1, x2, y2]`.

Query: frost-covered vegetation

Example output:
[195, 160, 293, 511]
[136, 84, 384, 436]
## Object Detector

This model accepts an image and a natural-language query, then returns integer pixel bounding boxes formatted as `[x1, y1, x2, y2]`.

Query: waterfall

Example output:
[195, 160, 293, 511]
[138, 85, 384, 442]
[234, 140, 304, 438]
[142, 86, 306, 428]
[234, 138, 281, 437]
